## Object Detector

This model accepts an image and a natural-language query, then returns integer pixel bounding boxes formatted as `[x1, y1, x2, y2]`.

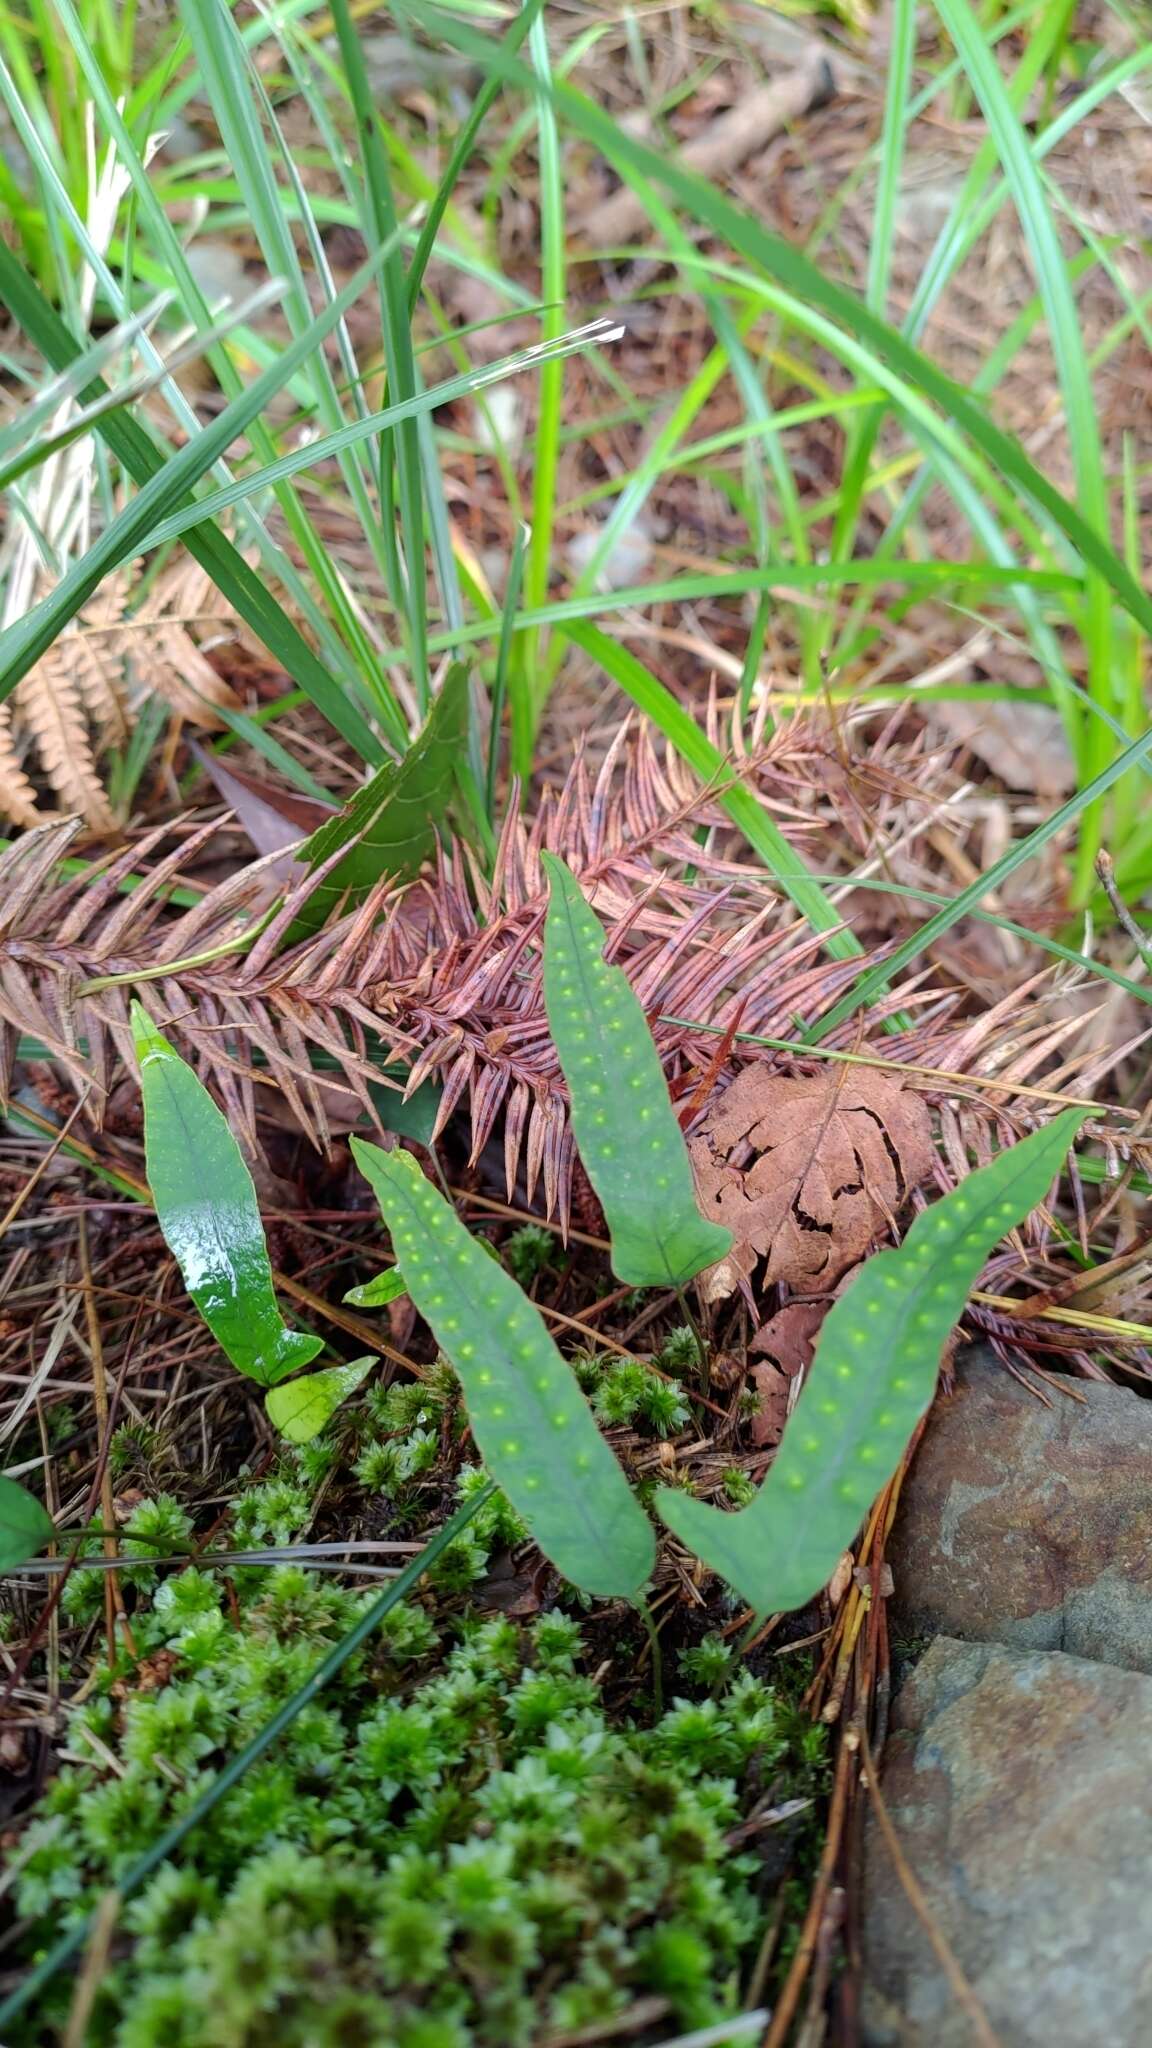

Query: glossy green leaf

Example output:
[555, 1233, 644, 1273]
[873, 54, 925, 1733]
[368, 1068, 442, 1148]
[289, 665, 469, 939]
[265, 1358, 374, 1444]
[0, 1473, 54, 1571]
[351, 1139, 655, 1598]
[132, 1003, 324, 1387]
[541, 854, 732, 1288]
[657, 1109, 1084, 1616]
[342, 1269, 408, 1309]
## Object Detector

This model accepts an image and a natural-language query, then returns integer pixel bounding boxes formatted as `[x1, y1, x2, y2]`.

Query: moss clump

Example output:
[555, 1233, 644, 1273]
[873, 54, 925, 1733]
[13, 1557, 823, 2047]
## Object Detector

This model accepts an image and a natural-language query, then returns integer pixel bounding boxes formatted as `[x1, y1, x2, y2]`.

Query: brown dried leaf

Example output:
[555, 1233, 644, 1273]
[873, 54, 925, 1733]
[748, 1302, 824, 1446]
[930, 699, 1074, 798]
[690, 1065, 935, 1300]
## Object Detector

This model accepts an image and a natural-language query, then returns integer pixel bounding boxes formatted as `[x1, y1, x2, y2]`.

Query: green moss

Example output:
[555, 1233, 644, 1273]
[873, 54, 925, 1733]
[10, 1551, 823, 2048]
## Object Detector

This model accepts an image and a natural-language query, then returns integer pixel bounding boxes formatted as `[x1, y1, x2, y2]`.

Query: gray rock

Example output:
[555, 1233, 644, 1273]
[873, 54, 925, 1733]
[888, 1347, 1152, 1672]
[863, 1636, 1152, 2046]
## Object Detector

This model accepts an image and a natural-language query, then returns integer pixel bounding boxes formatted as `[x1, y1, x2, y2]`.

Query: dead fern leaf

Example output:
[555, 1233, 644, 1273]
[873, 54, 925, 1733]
[0, 722, 1140, 1276]
[0, 563, 240, 833]
[690, 1066, 936, 1301]
[11, 645, 117, 832]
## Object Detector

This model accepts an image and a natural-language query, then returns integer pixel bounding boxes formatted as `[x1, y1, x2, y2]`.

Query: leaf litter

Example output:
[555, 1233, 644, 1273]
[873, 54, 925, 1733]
[690, 1064, 936, 1301]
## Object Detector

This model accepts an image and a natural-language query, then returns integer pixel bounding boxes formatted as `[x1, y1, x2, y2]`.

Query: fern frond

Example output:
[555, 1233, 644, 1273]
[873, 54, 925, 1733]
[0, 568, 241, 835]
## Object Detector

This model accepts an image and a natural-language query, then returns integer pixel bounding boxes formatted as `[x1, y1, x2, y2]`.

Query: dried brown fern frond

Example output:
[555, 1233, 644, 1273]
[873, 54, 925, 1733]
[0, 563, 240, 833]
[0, 726, 1145, 1237]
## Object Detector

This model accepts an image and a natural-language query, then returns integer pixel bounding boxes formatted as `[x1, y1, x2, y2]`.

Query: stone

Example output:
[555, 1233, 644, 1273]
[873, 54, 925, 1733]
[887, 1347, 1152, 1672]
[862, 1636, 1152, 2046]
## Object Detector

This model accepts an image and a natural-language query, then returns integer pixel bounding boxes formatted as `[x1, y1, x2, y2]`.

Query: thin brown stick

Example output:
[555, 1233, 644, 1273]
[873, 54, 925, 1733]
[859, 1724, 1002, 2048]
[1096, 850, 1152, 969]
[762, 1725, 855, 2048]
[62, 1887, 122, 2048]
[0, 1089, 90, 1243]
[78, 1214, 134, 1661]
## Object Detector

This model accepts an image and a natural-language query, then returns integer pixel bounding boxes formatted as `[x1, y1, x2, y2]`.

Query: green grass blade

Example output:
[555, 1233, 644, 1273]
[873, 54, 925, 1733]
[541, 854, 732, 1288]
[0, 15, 384, 725]
[352, 1140, 655, 1599]
[126, 321, 625, 555]
[328, 0, 429, 705]
[657, 1110, 1084, 1616]
[132, 1003, 323, 1388]
[805, 715, 1152, 1044]
[562, 623, 866, 965]
[0, 243, 384, 761]
[416, 12, 1152, 645]
[932, 0, 1114, 898]
[0, 244, 394, 725]
[406, 0, 546, 311]
[512, 0, 567, 751]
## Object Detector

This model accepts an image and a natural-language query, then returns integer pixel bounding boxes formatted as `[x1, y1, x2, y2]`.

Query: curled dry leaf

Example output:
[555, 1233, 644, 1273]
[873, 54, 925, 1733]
[690, 1065, 935, 1302]
[748, 1300, 825, 1447]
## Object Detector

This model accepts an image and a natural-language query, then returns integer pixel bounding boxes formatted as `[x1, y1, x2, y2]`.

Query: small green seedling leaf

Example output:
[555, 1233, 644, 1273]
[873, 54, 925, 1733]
[541, 854, 732, 1288]
[290, 665, 469, 939]
[657, 1109, 1085, 1615]
[132, 1003, 324, 1387]
[0, 1474, 54, 1572]
[352, 1138, 655, 1598]
[343, 1269, 408, 1309]
[265, 1358, 374, 1444]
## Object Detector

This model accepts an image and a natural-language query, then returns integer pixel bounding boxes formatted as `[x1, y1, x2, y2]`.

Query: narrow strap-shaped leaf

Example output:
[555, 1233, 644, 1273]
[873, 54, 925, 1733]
[288, 666, 469, 939]
[0, 1473, 54, 1571]
[132, 1003, 323, 1386]
[541, 853, 732, 1287]
[352, 1138, 655, 1598]
[656, 1109, 1084, 1615]
[265, 1358, 373, 1444]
